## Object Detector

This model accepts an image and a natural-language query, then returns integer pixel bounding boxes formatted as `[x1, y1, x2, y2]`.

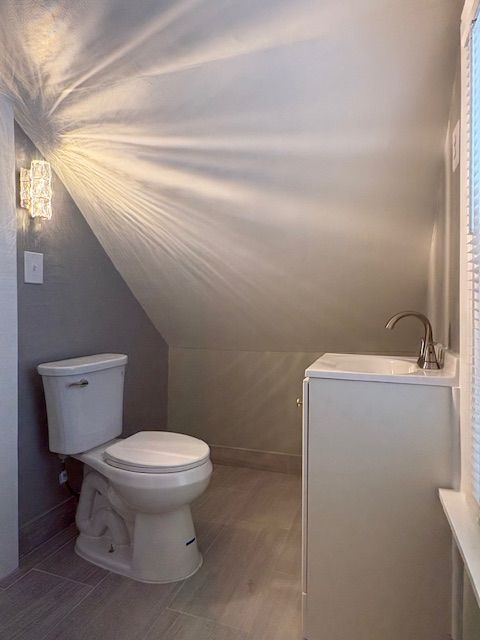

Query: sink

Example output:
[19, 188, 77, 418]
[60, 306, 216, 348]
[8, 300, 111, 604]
[318, 354, 418, 375]
[305, 352, 458, 386]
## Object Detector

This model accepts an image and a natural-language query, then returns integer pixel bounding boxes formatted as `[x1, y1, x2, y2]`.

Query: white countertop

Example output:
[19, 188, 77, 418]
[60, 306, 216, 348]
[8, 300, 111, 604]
[305, 352, 458, 387]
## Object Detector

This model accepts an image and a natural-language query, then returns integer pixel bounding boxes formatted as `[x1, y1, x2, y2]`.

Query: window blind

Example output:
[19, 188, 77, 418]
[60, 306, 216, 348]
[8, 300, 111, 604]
[470, 17, 480, 501]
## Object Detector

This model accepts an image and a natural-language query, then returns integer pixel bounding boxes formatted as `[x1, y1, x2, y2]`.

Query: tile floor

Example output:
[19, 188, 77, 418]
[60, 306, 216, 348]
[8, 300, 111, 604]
[0, 465, 302, 640]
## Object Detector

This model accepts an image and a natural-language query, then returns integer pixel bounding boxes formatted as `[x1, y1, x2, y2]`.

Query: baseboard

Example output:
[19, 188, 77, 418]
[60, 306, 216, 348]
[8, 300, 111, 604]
[209, 444, 301, 476]
[19, 496, 78, 557]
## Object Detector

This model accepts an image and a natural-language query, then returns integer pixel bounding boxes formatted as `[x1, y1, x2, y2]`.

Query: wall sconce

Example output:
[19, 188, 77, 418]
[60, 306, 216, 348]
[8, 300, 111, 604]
[20, 160, 52, 220]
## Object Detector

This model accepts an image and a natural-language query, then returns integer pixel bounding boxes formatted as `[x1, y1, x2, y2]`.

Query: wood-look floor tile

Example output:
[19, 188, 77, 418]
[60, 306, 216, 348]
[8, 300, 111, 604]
[191, 487, 251, 524]
[194, 520, 224, 554]
[0, 523, 77, 589]
[143, 609, 246, 640]
[38, 538, 108, 586]
[245, 572, 302, 640]
[19, 497, 77, 558]
[206, 465, 245, 492]
[43, 571, 181, 640]
[275, 506, 302, 577]
[208, 465, 271, 493]
[234, 476, 301, 529]
[3, 463, 302, 640]
[249, 469, 301, 494]
[170, 521, 288, 633]
[0, 569, 91, 640]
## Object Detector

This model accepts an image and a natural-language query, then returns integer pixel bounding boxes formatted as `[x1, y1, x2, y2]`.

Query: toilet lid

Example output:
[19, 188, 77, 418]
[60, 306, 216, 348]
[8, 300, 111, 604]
[104, 431, 210, 473]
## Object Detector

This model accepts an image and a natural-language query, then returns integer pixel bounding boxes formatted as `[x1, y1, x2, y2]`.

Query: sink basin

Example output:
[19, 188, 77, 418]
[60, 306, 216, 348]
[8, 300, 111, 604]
[318, 354, 418, 375]
[305, 352, 458, 386]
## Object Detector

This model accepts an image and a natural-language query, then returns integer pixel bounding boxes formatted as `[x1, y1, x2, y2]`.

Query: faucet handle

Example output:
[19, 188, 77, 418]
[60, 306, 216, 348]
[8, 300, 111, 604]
[419, 337, 425, 355]
[435, 343, 445, 368]
[422, 341, 441, 370]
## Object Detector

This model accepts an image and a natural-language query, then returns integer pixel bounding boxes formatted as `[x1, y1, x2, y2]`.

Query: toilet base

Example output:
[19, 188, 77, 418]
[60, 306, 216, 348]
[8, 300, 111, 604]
[75, 520, 204, 584]
[73, 456, 211, 584]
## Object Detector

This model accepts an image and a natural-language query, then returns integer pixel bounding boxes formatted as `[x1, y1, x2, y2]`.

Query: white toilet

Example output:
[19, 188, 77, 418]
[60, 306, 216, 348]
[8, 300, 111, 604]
[37, 353, 212, 583]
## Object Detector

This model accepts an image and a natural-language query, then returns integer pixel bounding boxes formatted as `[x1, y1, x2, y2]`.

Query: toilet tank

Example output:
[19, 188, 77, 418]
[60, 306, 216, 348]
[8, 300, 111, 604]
[37, 354, 128, 455]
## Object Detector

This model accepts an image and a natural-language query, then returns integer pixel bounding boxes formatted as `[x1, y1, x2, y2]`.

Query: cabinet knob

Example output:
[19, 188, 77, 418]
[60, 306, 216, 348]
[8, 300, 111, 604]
[296, 397, 303, 407]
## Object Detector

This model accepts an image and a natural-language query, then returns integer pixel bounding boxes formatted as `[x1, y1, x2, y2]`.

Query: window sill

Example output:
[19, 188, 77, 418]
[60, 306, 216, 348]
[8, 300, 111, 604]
[439, 489, 480, 606]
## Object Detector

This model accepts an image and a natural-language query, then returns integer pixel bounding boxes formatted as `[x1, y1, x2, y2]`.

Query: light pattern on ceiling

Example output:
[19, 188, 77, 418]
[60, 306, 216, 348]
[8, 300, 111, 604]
[0, 0, 461, 351]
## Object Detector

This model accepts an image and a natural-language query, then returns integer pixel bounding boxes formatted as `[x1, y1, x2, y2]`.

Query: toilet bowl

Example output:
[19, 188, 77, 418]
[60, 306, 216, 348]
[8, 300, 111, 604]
[37, 354, 212, 583]
[74, 432, 212, 583]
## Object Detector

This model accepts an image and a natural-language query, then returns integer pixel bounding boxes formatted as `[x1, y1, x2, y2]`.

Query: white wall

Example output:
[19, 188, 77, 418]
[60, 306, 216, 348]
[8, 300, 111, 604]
[0, 94, 18, 577]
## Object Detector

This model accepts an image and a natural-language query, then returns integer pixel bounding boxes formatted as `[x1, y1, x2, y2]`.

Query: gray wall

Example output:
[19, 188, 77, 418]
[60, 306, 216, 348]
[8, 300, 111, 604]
[0, 96, 18, 577]
[16, 124, 169, 528]
[168, 341, 428, 456]
[169, 349, 320, 455]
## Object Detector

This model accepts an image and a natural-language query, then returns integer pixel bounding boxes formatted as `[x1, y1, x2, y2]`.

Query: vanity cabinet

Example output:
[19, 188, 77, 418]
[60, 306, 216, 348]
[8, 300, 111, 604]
[302, 355, 458, 640]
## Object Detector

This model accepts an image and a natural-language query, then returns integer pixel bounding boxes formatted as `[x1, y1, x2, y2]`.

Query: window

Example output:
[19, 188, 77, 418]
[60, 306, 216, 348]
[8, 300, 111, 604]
[463, 1, 480, 503]
[470, 14, 480, 501]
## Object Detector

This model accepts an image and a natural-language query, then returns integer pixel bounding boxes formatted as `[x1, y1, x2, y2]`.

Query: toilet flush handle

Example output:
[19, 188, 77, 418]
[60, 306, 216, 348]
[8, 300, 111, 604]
[68, 379, 89, 388]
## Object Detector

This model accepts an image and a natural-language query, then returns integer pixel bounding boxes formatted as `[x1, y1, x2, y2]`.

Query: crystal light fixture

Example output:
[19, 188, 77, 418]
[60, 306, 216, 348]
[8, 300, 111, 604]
[20, 160, 52, 220]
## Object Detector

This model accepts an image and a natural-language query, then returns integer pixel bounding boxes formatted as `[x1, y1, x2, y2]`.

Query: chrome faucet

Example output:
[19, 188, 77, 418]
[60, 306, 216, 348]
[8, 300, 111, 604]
[385, 311, 443, 370]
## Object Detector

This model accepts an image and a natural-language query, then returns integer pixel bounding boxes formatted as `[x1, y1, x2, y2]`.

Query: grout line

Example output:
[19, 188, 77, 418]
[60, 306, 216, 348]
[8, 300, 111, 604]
[138, 580, 189, 640]
[166, 605, 244, 632]
[3, 566, 90, 592]
[164, 576, 187, 609]
[20, 497, 76, 535]
[165, 521, 228, 612]
[14, 572, 95, 640]
[162, 523, 224, 608]
[1, 569, 31, 592]
[200, 524, 226, 556]
[274, 569, 302, 579]
[1, 527, 78, 591]
[32, 567, 100, 589]
[37, 570, 111, 640]
[32, 534, 78, 570]
[24, 526, 77, 565]
[24, 523, 77, 565]
[165, 607, 218, 622]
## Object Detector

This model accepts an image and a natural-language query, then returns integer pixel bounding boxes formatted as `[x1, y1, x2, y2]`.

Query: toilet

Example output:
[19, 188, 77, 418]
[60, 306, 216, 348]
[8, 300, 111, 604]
[37, 353, 212, 583]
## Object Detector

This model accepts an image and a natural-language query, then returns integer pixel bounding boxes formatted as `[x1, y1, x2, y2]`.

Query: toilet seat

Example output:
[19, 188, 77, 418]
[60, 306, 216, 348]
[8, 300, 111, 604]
[104, 431, 210, 474]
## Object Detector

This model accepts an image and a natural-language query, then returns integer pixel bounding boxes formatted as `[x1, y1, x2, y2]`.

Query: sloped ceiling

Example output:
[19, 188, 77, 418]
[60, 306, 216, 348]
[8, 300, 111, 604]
[0, 0, 461, 352]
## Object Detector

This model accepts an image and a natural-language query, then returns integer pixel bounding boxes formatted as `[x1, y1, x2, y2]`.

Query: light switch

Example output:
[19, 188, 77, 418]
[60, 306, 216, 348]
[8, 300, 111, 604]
[24, 251, 44, 284]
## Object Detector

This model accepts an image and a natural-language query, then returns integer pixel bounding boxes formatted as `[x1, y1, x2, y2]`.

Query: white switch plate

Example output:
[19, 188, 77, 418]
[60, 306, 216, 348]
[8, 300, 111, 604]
[452, 119, 460, 173]
[24, 251, 44, 284]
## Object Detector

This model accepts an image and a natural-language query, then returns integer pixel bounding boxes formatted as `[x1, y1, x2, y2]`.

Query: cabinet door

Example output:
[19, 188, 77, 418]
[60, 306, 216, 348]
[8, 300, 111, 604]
[304, 377, 453, 640]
